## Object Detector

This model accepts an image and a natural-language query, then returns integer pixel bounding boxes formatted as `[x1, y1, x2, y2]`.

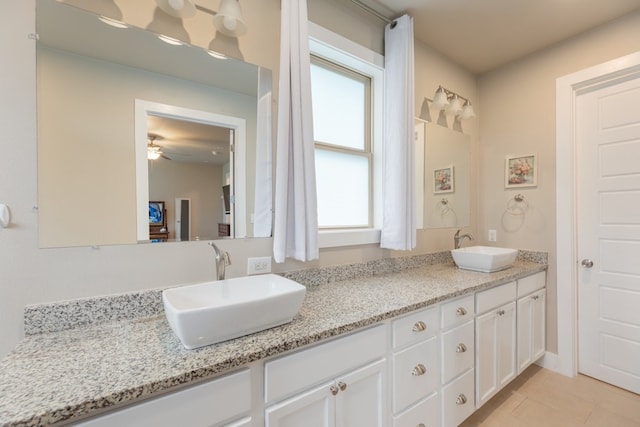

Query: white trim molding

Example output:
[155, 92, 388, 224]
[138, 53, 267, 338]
[555, 50, 640, 377]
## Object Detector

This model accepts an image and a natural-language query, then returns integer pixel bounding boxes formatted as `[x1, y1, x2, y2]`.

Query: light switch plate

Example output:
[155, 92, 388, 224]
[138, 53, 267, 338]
[488, 229, 497, 242]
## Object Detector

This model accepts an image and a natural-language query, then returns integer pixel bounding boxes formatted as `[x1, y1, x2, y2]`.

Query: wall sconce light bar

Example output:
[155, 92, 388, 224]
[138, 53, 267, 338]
[432, 85, 476, 120]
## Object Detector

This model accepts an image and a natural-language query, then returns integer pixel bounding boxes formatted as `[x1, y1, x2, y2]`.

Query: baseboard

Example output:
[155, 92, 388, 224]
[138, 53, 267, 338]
[536, 351, 575, 377]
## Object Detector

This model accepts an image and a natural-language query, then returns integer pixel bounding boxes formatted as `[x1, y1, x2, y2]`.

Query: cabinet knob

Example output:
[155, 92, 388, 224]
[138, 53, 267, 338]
[532, 295, 539, 300]
[497, 309, 505, 316]
[456, 307, 467, 316]
[456, 394, 468, 405]
[456, 343, 467, 353]
[330, 385, 339, 396]
[412, 320, 427, 332]
[338, 381, 347, 391]
[412, 363, 427, 376]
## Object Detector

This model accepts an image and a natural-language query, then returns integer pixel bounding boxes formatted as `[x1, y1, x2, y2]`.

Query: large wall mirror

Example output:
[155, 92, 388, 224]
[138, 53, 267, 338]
[36, 0, 272, 248]
[415, 120, 471, 229]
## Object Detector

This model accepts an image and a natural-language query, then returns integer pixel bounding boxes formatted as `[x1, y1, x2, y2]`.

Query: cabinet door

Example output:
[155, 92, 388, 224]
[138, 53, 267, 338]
[475, 302, 516, 407]
[336, 359, 386, 427]
[265, 381, 335, 427]
[518, 289, 546, 373]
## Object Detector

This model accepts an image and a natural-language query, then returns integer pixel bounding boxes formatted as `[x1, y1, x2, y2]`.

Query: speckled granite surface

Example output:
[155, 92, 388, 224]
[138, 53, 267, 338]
[1, 256, 546, 426]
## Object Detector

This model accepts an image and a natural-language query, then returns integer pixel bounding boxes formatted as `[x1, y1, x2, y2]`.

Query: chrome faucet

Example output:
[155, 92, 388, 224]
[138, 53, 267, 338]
[454, 229, 474, 249]
[208, 241, 231, 280]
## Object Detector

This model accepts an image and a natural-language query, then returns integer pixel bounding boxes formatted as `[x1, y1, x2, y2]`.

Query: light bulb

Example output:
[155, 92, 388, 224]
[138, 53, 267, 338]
[460, 101, 476, 120]
[447, 95, 463, 115]
[168, 0, 184, 10]
[223, 16, 237, 31]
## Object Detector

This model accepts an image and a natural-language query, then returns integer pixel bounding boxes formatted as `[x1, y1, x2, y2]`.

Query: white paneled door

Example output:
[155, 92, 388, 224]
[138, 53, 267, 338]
[577, 75, 640, 394]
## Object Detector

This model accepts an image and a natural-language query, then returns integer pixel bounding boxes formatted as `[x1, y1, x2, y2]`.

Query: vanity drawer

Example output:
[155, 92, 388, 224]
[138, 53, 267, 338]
[476, 281, 516, 314]
[441, 294, 474, 330]
[442, 369, 475, 427]
[393, 392, 440, 427]
[517, 271, 546, 297]
[264, 325, 386, 403]
[392, 305, 439, 349]
[441, 321, 474, 384]
[392, 336, 440, 413]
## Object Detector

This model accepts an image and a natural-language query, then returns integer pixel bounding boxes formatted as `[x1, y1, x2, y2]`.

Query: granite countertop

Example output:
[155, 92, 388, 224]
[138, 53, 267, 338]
[0, 257, 546, 426]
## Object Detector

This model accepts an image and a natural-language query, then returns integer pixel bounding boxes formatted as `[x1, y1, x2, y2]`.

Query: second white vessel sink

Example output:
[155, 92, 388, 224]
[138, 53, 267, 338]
[163, 274, 306, 349]
[451, 246, 518, 273]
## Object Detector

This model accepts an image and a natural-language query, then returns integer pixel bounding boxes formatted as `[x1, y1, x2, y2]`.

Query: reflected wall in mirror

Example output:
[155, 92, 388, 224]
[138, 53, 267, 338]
[36, 0, 272, 248]
[416, 120, 471, 229]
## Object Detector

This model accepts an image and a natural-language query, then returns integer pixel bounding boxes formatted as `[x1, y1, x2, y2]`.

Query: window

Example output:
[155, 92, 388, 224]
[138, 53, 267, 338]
[311, 56, 372, 228]
[309, 23, 384, 247]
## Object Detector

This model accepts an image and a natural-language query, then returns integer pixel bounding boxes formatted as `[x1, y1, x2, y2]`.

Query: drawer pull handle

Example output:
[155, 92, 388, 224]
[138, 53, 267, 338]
[456, 307, 467, 316]
[412, 364, 427, 376]
[417, 424, 426, 427]
[330, 385, 339, 396]
[497, 309, 505, 316]
[532, 295, 539, 300]
[412, 321, 427, 332]
[456, 343, 467, 353]
[456, 394, 468, 405]
[338, 381, 347, 391]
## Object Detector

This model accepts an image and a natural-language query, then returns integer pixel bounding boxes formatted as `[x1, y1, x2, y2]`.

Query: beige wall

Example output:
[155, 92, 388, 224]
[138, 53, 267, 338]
[477, 10, 640, 353]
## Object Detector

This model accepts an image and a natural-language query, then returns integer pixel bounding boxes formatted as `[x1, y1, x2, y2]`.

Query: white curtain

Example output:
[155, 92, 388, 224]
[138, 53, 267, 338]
[253, 66, 273, 237]
[273, 0, 319, 263]
[381, 15, 416, 250]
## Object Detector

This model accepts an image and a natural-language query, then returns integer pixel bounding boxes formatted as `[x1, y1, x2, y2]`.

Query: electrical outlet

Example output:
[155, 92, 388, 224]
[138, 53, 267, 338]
[488, 229, 497, 242]
[247, 257, 272, 275]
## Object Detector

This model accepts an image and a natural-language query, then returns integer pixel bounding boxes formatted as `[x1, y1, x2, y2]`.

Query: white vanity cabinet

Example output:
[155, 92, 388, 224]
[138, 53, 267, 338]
[440, 295, 475, 427]
[475, 281, 518, 408]
[74, 369, 252, 427]
[517, 271, 546, 373]
[391, 306, 441, 427]
[264, 325, 386, 427]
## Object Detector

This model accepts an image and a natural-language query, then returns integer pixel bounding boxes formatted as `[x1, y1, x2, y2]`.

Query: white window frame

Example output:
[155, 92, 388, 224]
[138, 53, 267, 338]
[309, 22, 384, 248]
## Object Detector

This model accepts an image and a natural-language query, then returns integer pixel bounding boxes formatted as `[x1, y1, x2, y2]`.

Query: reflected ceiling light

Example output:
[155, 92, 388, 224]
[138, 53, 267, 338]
[207, 49, 228, 60]
[431, 85, 476, 120]
[157, 34, 184, 45]
[148, 137, 163, 160]
[97, 16, 129, 29]
[213, 0, 247, 37]
[155, 0, 197, 18]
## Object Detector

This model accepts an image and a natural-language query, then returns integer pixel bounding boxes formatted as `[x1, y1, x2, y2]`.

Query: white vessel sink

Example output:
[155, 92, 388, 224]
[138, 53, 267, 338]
[163, 274, 306, 349]
[451, 246, 518, 273]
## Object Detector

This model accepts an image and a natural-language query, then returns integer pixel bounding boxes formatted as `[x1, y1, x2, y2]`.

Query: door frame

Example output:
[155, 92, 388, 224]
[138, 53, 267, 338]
[555, 51, 640, 377]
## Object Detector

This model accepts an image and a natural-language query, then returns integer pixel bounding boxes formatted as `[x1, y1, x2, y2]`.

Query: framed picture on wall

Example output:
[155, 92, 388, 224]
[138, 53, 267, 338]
[505, 154, 537, 188]
[149, 201, 165, 227]
[433, 165, 454, 194]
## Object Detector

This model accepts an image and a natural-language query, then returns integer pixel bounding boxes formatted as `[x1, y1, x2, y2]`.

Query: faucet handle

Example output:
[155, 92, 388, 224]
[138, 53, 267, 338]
[223, 251, 232, 266]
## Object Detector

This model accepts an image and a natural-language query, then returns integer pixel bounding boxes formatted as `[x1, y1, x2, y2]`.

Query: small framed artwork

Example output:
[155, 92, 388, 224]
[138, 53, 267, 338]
[505, 154, 537, 188]
[149, 201, 165, 227]
[433, 165, 454, 194]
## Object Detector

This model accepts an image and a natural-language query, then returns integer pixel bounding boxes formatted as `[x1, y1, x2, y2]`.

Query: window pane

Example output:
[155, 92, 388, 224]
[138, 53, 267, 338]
[311, 62, 366, 150]
[315, 149, 369, 227]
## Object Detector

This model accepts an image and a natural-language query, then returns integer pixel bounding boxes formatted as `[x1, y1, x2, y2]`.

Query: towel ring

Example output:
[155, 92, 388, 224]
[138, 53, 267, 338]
[506, 194, 528, 216]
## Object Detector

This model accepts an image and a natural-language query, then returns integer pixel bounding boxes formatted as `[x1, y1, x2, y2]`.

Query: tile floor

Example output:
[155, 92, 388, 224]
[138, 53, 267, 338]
[460, 365, 640, 426]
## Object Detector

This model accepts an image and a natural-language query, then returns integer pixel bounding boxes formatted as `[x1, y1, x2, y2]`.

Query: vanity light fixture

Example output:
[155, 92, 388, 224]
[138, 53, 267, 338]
[431, 85, 476, 120]
[212, 0, 247, 37]
[155, 0, 197, 18]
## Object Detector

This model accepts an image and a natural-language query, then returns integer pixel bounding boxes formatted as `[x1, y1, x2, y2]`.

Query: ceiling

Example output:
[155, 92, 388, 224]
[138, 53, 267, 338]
[369, 0, 640, 74]
[148, 115, 231, 165]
